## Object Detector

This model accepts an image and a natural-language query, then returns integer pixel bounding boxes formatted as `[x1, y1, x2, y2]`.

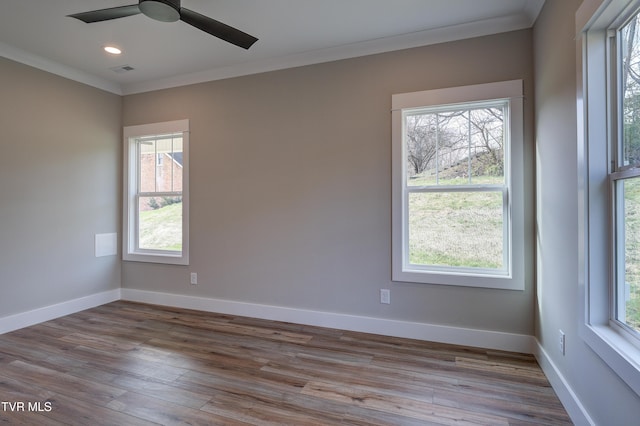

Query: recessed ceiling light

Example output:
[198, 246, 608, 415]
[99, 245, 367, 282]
[104, 45, 122, 55]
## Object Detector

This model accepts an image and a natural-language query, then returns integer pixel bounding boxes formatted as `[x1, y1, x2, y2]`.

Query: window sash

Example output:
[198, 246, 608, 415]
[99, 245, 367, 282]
[136, 134, 183, 194]
[402, 185, 509, 275]
[403, 102, 508, 188]
[134, 193, 183, 254]
[611, 174, 640, 346]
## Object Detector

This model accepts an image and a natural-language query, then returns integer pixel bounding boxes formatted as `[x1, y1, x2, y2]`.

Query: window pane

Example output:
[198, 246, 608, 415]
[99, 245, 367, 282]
[406, 107, 505, 186]
[170, 139, 183, 192]
[138, 196, 182, 251]
[139, 141, 156, 193]
[405, 113, 439, 186]
[621, 14, 640, 167]
[138, 136, 184, 193]
[156, 137, 183, 192]
[617, 178, 640, 333]
[408, 191, 504, 269]
[437, 112, 472, 185]
[468, 107, 504, 184]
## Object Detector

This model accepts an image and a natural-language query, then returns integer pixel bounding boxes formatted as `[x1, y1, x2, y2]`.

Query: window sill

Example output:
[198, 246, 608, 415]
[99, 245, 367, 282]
[123, 252, 189, 266]
[392, 268, 523, 290]
[582, 323, 640, 396]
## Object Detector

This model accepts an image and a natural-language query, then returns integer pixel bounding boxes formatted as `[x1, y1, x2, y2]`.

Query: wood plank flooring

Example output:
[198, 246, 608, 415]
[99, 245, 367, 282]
[0, 301, 572, 425]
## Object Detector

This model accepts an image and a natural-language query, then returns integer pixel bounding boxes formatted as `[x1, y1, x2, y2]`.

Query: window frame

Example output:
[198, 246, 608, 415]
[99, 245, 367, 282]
[578, 0, 640, 397]
[391, 80, 525, 290]
[123, 119, 190, 265]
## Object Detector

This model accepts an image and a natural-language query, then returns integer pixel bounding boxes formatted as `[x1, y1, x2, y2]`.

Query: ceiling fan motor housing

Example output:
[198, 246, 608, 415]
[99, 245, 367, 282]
[139, 0, 181, 22]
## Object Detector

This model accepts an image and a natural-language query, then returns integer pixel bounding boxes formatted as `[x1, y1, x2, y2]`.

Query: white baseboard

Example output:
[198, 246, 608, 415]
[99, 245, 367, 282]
[120, 288, 535, 354]
[534, 340, 594, 426]
[0, 289, 121, 335]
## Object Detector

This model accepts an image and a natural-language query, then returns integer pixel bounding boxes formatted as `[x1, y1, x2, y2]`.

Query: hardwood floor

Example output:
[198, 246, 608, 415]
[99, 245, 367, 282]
[0, 301, 571, 425]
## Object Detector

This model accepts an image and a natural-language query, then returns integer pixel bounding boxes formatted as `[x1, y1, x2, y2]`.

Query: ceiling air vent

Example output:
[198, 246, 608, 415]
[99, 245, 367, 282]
[110, 65, 135, 73]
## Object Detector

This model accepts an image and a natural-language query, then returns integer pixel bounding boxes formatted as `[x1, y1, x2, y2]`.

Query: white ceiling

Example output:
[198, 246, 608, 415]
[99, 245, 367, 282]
[0, 0, 544, 95]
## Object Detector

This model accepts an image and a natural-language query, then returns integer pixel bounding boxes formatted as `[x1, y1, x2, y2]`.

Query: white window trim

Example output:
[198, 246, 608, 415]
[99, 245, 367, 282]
[123, 119, 190, 265]
[391, 80, 525, 290]
[578, 0, 640, 396]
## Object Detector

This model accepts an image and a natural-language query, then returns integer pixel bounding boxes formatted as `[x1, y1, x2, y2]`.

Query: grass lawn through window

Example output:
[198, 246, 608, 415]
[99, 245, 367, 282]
[139, 202, 182, 251]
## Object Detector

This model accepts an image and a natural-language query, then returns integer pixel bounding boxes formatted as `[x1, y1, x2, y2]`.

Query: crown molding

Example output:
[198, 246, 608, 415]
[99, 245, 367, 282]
[0, 42, 122, 95]
[122, 13, 535, 94]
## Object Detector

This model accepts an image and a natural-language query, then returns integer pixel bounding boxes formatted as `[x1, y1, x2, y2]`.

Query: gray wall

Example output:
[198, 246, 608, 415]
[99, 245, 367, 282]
[122, 30, 536, 335]
[533, 0, 640, 424]
[0, 57, 122, 316]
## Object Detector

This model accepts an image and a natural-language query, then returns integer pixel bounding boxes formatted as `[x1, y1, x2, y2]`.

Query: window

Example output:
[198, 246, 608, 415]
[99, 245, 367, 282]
[615, 10, 640, 338]
[578, 0, 640, 396]
[123, 119, 189, 265]
[392, 80, 524, 289]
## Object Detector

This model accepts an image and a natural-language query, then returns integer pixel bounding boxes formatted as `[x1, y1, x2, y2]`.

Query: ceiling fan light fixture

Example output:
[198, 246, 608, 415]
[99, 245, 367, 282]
[139, 0, 180, 22]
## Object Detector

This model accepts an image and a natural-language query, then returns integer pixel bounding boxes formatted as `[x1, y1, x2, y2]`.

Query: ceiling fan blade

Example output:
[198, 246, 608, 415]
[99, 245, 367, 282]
[179, 8, 258, 50]
[67, 5, 141, 23]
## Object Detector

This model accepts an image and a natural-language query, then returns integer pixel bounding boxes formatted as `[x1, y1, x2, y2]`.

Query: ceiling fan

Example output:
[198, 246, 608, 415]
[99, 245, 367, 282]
[67, 0, 258, 49]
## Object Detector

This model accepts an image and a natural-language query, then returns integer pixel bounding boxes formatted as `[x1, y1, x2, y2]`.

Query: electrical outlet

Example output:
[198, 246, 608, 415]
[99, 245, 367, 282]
[380, 288, 391, 304]
[190, 272, 197, 285]
[559, 329, 565, 355]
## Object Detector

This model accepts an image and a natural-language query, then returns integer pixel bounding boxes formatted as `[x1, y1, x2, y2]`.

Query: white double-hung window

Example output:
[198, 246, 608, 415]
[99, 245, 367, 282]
[392, 80, 524, 290]
[579, 0, 640, 396]
[123, 119, 189, 265]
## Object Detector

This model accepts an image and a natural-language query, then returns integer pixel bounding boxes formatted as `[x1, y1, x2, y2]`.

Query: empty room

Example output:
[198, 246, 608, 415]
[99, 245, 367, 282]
[1, 0, 640, 424]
